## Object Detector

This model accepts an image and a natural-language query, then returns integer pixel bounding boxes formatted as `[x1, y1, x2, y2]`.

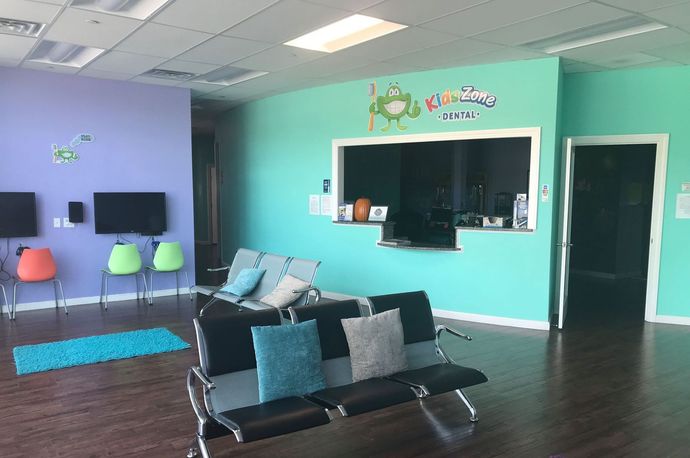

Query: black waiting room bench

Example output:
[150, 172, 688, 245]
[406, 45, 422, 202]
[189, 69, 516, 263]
[186, 291, 488, 458]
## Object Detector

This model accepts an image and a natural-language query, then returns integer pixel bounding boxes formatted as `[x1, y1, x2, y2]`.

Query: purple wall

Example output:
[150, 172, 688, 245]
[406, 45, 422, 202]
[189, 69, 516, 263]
[0, 67, 195, 306]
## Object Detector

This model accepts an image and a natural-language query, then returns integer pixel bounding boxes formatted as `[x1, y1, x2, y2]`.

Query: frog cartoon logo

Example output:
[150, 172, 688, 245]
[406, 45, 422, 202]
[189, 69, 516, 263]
[368, 82, 421, 132]
[51, 133, 94, 164]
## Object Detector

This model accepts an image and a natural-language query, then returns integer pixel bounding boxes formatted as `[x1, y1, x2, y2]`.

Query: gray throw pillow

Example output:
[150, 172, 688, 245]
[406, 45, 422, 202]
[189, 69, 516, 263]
[341, 308, 408, 382]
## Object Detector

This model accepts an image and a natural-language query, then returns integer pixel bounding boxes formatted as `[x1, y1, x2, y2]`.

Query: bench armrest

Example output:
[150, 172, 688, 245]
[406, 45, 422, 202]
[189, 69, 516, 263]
[187, 366, 215, 426]
[435, 325, 472, 364]
[292, 286, 322, 303]
[207, 265, 230, 272]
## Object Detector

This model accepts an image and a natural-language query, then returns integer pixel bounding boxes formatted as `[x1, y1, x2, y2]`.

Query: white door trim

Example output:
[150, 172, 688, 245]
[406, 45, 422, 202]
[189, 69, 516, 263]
[561, 134, 669, 324]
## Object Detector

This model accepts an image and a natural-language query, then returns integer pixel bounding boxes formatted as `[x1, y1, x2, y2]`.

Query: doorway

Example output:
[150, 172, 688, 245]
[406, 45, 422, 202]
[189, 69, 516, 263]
[555, 135, 668, 329]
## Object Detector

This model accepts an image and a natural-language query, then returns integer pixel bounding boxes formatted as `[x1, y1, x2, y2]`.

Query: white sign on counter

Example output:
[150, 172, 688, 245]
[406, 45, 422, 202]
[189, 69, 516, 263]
[676, 193, 690, 219]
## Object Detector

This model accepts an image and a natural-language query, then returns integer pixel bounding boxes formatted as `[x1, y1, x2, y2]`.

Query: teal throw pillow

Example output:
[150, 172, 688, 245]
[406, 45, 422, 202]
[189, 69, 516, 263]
[220, 268, 265, 296]
[251, 319, 326, 403]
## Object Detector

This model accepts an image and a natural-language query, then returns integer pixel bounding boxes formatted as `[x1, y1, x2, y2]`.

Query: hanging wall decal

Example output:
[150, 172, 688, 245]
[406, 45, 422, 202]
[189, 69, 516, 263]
[368, 81, 421, 132]
[52, 133, 94, 164]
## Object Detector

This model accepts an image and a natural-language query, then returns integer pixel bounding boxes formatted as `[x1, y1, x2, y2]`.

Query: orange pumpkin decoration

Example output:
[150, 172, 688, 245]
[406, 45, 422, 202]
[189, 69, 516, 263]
[354, 197, 372, 222]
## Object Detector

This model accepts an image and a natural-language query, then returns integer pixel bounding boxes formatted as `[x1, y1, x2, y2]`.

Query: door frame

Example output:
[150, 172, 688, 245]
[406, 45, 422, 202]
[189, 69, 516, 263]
[557, 134, 668, 326]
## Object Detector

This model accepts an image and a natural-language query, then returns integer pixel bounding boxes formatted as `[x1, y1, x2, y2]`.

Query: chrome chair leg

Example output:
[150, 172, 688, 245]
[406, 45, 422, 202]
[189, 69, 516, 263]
[104, 274, 109, 310]
[140, 272, 151, 305]
[184, 271, 193, 301]
[199, 297, 219, 316]
[134, 274, 140, 301]
[455, 389, 478, 422]
[12, 281, 21, 320]
[175, 271, 180, 296]
[1, 284, 8, 316]
[54, 279, 68, 315]
[53, 281, 59, 308]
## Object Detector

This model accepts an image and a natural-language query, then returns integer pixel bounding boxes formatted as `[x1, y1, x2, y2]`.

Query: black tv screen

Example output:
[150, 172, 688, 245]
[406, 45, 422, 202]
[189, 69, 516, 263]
[94, 192, 167, 235]
[0, 192, 37, 238]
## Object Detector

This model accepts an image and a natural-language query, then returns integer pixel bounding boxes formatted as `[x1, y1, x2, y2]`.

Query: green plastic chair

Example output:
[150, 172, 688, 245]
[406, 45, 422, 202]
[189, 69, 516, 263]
[146, 241, 192, 304]
[100, 243, 148, 310]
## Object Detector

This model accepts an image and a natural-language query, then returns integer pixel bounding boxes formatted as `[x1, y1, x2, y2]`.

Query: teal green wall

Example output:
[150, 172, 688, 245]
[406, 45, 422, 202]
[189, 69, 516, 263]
[192, 134, 215, 241]
[563, 66, 690, 318]
[216, 57, 562, 323]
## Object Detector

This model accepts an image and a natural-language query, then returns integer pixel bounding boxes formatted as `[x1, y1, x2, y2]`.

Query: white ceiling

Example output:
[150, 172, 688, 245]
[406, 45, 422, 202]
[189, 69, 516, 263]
[2, 0, 690, 120]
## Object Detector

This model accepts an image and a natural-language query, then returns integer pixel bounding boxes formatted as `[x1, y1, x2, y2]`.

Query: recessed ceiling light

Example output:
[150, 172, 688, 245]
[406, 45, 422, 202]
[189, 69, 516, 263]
[27, 40, 105, 68]
[70, 0, 172, 20]
[284, 14, 407, 53]
[0, 17, 45, 37]
[196, 66, 268, 86]
[524, 16, 667, 54]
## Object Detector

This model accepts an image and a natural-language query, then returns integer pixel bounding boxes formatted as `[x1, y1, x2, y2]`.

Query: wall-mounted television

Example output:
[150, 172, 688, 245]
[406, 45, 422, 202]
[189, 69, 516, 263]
[94, 192, 167, 235]
[0, 192, 38, 238]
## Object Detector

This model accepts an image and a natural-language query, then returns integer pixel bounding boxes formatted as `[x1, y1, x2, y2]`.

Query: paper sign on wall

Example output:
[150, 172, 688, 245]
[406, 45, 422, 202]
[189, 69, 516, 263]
[320, 195, 332, 216]
[541, 184, 550, 202]
[676, 194, 690, 219]
[682, 183, 690, 192]
[309, 195, 320, 215]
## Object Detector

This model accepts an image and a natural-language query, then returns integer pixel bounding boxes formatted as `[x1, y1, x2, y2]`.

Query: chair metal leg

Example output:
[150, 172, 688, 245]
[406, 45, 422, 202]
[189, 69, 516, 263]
[53, 281, 59, 308]
[184, 271, 193, 301]
[188, 435, 211, 458]
[134, 274, 140, 301]
[1, 285, 8, 316]
[199, 297, 219, 316]
[140, 272, 151, 305]
[148, 270, 154, 304]
[104, 275, 109, 310]
[54, 279, 68, 315]
[99, 272, 105, 305]
[175, 271, 180, 296]
[12, 281, 20, 320]
[456, 389, 479, 422]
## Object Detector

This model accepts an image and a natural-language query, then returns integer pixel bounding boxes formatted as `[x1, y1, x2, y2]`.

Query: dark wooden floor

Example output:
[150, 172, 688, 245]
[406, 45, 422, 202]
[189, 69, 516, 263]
[1, 293, 690, 457]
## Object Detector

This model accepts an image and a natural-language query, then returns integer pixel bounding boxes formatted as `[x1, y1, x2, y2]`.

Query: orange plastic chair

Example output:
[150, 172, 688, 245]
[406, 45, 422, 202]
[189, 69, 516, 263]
[12, 248, 68, 319]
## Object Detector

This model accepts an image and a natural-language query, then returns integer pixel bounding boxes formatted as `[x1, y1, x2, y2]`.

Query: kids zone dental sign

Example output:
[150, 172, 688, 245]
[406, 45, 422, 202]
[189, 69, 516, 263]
[367, 81, 498, 132]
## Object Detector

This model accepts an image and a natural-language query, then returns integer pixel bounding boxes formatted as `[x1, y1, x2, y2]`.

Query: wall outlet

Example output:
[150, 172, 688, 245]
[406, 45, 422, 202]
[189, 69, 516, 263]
[63, 217, 75, 228]
[53, 217, 61, 228]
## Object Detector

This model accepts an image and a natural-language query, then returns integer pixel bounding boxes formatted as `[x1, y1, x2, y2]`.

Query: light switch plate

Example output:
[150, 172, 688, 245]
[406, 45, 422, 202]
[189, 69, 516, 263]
[63, 217, 75, 228]
[53, 217, 61, 228]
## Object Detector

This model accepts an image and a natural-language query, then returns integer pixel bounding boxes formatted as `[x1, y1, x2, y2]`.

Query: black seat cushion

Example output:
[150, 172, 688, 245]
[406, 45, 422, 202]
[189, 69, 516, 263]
[217, 396, 330, 443]
[310, 378, 417, 416]
[389, 363, 488, 395]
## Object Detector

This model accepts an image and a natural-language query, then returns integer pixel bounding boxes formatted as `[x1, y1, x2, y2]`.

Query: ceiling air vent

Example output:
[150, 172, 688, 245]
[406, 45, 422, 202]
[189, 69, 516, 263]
[0, 17, 45, 37]
[141, 68, 197, 81]
[196, 66, 268, 86]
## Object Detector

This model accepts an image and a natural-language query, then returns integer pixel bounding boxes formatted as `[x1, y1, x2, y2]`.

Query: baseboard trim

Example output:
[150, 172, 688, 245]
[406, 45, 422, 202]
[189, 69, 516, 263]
[320, 290, 550, 331]
[3, 288, 192, 315]
[432, 308, 551, 331]
[653, 315, 690, 327]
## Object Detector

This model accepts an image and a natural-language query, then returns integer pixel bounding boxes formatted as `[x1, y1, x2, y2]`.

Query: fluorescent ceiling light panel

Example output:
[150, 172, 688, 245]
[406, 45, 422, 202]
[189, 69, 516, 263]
[525, 16, 667, 54]
[284, 14, 407, 53]
[0, 17, 45, 37]
[70, 0, 172, 20]
[27, 40, 104, 67]
[196, 66, 268, 86]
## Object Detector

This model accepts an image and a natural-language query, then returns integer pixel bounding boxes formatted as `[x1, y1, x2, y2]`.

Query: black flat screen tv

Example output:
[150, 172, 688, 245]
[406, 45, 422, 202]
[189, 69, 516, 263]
[94, 192, 167, 235]
[0, 192, 38, 238]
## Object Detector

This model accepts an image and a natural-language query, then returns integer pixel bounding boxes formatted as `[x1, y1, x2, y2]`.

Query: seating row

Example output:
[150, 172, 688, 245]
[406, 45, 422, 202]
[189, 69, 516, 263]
[194, 248, 321, 315]
[186, 291, 488, 458]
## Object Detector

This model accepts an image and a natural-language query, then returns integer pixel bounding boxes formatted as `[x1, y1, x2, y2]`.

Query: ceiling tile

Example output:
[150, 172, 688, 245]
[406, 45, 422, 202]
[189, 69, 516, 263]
[176, 35, 271, 65]
[598, 0, 689, 13]
[232, 45, 324, 71]
[223, 0, 351, 44]
[21, 60, 81, 73]
[590, 52, 662, 68]
[78, 68, 135, 80]
[333, 27, 458, 61]
[0, 34, 36, 60]
[328, 61, 422, 83]
[421, 0, 585, 37]
[362, 0, 485, 26]
[159, 59, 219, 75]
[28, 0, 69, 4]
[625, 58, 682, 69]
[178, 80, 228, 94]
[276, 53, 374, 78]
[153, 0, 278, 34]
[116, 23, 212, 58]
[385, 38, 502, 69]
[448, 47, 548, 67]
[44, 8, 142, 48]
[199, 84, 260, 101]
[645, 3, 690, 29]
[0, 0, 61, 24]
[473, 3, 630, 45]
[306, 0, 384, 11]
[87, 50, 166, 74]
[0, 57, 21, 67]
[558, 27, 690, 61]
[561, 59, 607, 73]
[646, 41, 690, 63]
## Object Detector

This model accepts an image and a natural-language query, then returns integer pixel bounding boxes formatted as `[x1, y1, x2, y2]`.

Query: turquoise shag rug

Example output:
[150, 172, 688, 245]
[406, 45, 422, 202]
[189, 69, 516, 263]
[13, 327, 191, 375]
